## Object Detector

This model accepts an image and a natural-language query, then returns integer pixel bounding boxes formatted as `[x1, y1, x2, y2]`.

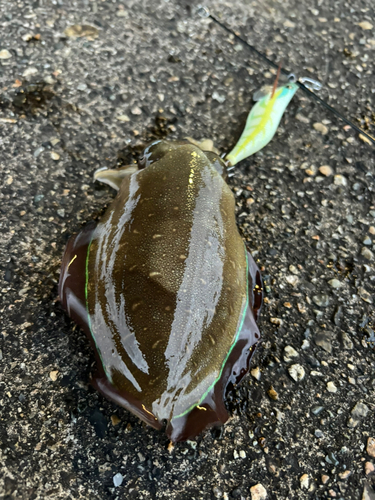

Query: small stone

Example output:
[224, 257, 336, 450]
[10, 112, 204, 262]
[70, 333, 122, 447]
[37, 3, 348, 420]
[319, 165, 333, 176]
[64, 24, 99, 39]
[212, 91, 226, 103]
[358, 287, 373, 304]
[49, 370, 59, 381]
[111, 415, 121, 426]
[267, 386, 278, 400]
[283, 345, 299, 362]
[339, 332, 353, 350]
[251, 366, 261, 380]
[338, 470, 352, 480]
[57, 209, 65, 218]
[322, 475, 330, 484]
[328, 279, 342, 288]
[315, 331, 333, 353]
[369, 226, 375, 235]
[329, 489, 337, 497]
[51, 151, 60, 160]
[0, 49, 12, 59]
[283, 19, 295, 28]
[288, 364, 305, 382]
[363, 236, 372, 245]
[239, 450, 246, 459]
[250, 484, 267, 500]
[34, 146, 45, 158]
[365, 462, 374, 475]
[270, 317, 283, 326]
[358, 21, 373, 30]
[300, 474, 309, 489]
[212, 486, 223, 498]
[117, 114, 130, 122]
[23, 67, 38, 77]
[348, 402, 369, 428]
[233, 449, 239, 459]
[367, 437, 375, 458]
[315, 429, 324, 438]
[361, 247, 374, 260]
[286, 275, 299, 287]
[77, 83, 87, 91]
[327, 381, 337, 393]
[131, 106, 142, 115]
[113, 472, 123, 487]
[312, 294, 330, 307]
[333, 174, 347, 186]
[289, 265, 299, 275]
[6, 176, 13, 185]
[325, 452, 339, 466]
[313, 122, 329, 134]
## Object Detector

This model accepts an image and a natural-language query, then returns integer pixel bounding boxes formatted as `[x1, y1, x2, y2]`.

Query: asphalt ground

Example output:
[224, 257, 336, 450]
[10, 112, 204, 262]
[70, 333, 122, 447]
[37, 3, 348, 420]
[0, 0, 374, 499]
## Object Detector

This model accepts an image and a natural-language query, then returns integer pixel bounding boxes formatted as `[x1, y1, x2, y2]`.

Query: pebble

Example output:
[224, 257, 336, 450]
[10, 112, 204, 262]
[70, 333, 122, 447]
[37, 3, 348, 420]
[366, 437, 375, 458]
[312, 294, 330, 307]
[267, 386, 278, 400]
[339, 332, 353, 350]
[288, 364, 305, 382]
[77, 83, 87, 91]
[325, 452, 339, 466]
[117, 114, 130, 122]
[369, 226, 375, 235]
[57, 209, 65, 218]
[51, 151, 60, 160]
[270, 317, 283, 326]
[347, 402, 369, 428]
[300, 474, 309, 489]
[212, 486, 223, 498]
[313, 122, 328, 134]
[315, 331, 333, 353]
[315, 429, 324, 438]
[328, 279, 342, 288]
[0, 49, 12, 59]
[251, 367, 261, 380]
[49, 370, 59, 381]
[319, 165, 333, 176]
[250, 484, 267, 500]
[131, 106, 142, 115]
[286, 275, 299, 287]
[64, 24, 99, 39]
[239, 450, 246, 459]
[23, 67, 38, 77]
[321, 475, 330, 484]
[111, 415, 121, 426]
[338, 470, 352, 480]
[289, 264, 299, 275]
[34, 146, 45, 158]
[333, 175, 348, 186]
[358, 287, 373, 304]
[365, 462, 374, 475]
[212, 91, 226, 103]
[363, 236, 372, 245]
[113, 472, 123, 487]
[358, 21, 373, 30]
[327, 381, 337, 393]
[283, 345, 299, 362]
[361, 247, 374, 260]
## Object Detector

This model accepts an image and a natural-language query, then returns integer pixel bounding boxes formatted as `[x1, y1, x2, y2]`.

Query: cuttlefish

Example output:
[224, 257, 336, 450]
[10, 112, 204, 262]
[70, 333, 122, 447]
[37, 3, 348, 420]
[58, 82, 298, 441]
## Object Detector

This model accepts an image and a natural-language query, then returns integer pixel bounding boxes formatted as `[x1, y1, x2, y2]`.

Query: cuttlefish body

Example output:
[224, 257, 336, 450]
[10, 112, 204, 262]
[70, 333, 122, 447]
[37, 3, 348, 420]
[59, 139, 262, 441]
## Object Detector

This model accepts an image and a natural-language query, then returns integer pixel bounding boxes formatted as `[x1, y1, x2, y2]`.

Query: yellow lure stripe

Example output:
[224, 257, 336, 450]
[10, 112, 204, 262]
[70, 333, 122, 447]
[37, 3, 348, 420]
[226, 82, 299, 166]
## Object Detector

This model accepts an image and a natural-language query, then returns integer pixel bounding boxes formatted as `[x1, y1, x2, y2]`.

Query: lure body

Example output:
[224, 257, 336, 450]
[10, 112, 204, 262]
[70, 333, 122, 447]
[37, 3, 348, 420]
[226, 82, 299, 165]
[59, 140, 263, 441]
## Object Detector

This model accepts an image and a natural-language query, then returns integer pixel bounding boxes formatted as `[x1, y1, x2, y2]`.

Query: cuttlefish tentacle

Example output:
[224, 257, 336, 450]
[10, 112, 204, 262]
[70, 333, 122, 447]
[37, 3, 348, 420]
[94, 164, 139, 191]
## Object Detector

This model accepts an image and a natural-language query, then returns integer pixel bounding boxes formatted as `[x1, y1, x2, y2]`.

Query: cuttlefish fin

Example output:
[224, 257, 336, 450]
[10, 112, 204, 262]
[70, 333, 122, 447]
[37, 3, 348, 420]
[93, 165, 138, 191]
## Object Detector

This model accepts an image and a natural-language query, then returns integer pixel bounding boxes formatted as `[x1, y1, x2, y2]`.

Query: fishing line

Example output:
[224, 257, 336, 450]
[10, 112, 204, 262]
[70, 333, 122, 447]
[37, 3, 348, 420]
[197, 6, 375, 148]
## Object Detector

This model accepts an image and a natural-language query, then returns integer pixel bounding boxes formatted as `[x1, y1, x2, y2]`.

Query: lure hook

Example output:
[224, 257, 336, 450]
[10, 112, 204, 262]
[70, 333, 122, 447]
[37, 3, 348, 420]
[299, 77, 322, 92]
[196, 5, 210, 18]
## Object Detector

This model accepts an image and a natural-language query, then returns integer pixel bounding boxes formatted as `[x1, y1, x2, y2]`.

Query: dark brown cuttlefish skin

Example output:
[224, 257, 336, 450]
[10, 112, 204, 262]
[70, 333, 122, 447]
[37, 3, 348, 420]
[59, 140, 262, 442]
